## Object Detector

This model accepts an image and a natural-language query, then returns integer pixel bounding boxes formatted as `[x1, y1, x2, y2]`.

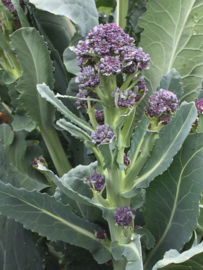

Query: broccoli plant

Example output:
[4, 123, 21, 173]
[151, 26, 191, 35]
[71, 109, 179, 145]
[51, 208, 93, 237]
[1, 1, 203, 270]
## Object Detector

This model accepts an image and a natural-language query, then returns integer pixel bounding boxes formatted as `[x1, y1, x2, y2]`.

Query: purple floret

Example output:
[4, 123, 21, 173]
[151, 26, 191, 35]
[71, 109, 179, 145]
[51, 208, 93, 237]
[124, 153, 131, 166]
[145, 89, 178, 118]
[86, 172, 105, 191]
[95, 56, 122, 76]
[75, 89, 99, 108]
[32, 156, 47, 168]
[76, 23, 150, 75]
[95, 109, 104, 125]
[114, 207, 135, 227]
[195, 98, 203, 114]
[111, 88, 137, 108]
[95, 229, 106, 240]
[91, 124, 114, 146]
[75, 66, 100, 90]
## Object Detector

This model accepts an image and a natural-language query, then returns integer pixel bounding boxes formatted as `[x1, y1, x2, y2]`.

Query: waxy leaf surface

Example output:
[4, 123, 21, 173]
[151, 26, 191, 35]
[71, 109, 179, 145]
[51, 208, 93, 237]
[29, 0, 98, 37]
[0, 182, 111, 264]
[139, 0, 203, 101]
[144, 133, 203, 269]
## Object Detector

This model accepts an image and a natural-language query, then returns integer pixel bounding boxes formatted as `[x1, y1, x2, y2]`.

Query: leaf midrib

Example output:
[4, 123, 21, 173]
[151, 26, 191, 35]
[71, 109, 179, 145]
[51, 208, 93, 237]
[0, 189, 97, 241]
[144, 146, 203, 268]
[133, 104, 194, 188]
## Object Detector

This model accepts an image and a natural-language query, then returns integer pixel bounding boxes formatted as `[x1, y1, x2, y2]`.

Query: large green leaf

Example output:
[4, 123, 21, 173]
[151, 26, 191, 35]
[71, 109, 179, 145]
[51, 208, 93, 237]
[152, 242, 203, 270]
[144, 133, 203, 270]
[10, 28, 55, 128]
[0, 215, 43, 270]
[139, 0, 203, 101]
[123, 102, 197, 197]
[157, 68, 183, 100]
[0, 124, 47, 185]
[0, 181, 111, 264]
[28, 0, 98, 37]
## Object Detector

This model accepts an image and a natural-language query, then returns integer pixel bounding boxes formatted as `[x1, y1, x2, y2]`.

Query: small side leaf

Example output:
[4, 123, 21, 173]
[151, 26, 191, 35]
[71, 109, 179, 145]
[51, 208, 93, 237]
[11, 0, 30, 27]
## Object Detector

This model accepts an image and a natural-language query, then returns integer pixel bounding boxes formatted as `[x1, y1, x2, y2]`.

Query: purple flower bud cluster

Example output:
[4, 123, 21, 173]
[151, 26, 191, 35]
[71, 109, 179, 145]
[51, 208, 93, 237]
[145, 89, 178, 123]
[114, 207, 135, 227]
[75, 90, 99, 108]
[2, 0, 25, 29]
[124, 153, 131, 166]
[195, 98, 203, 114]
[95, 109, 104, 125]
[111, 88, 137, 108]
[86, 172, 105, 191]
[32, 156, 47, 168]
[134, 76, 148, 102]
[95, 56, 122, 76]
[192, 98, 203, 127]
[95, 229, 106, 240]
[75, 66, 100, 90]
[91, 124, 114, 146]
[76, 23, 150, 76]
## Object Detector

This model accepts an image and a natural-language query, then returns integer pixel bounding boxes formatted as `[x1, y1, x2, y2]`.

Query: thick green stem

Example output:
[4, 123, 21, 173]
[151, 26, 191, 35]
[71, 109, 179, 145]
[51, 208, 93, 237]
[116, 0, 129, 29]
[40, 126, 72, 177]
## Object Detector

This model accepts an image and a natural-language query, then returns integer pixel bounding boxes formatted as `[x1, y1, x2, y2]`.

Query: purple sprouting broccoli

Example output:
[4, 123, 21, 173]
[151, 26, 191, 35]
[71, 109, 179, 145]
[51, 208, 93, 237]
[95, 55, 122, 76]
[2, 0, 25, 30]
[86, 172, 105, 191]
[76, 23, 150, 75]
[111, 88, 137, 108]
[32, 156, 47, 168]
[114, 207, 135, 227]
[75, 90, 99, 108]
[134, 75, 148, 100]
[124, 153, 131, 167]
[91, 124, 114, 146]
[75, 66, 100, 90]
[95, 229, 106, 240]
[89, 110, 104, 126]
[192, 98, 203, 128]
[144, 89, 178, 129]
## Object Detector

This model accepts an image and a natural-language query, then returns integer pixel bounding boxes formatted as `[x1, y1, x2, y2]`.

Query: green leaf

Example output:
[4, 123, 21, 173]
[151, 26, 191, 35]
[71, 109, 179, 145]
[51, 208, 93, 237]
[0, 215, 43, 270]
[98, 137, 118, 170]
[0, 141, 48, 191]
[37, 162, 99, 207]
[144, 133, 203, 270]
[0, 182, 111, 264]
[152, 242, 203, 270]
[157, 68, 183, 100]
[12, 114, 36, 132]
[136, 228, 155, 250]
[111, 235, 143, 270]
[28, 0, 98, 37]
[63, 47, 80, 75]
[139, 0, 203, 101]
[37, 83, 93, 132]
[123, 102, 197, 197]
[197, 114, 203, 133]
[10, 28, 55, 127]
[127, 115, 149, 163]
[0, 124, 47, 185]
[57, 118, 92, 142]
[10, 0, 30, 27]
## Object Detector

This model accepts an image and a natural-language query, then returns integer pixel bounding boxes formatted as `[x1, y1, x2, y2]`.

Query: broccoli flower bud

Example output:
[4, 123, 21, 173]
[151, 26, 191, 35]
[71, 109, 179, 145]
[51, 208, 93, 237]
[75, 66, 100, 90]
[86, 172, 105, 191]
[114, 207, 135, 227]
[124, 153, 131, 167]
[32, 156, 47, 168]
[76, 23, 150, 75]
[111, 88, 137, 108]
[75, 89, 99, 108]
[134, 75, 148, 101]
[192, 98, 203, 128]
[91, 124, 114, 146]
[95, 229, 106, 240]
[95, 109, 104, 125]
[144, 89, 178, 129]
[95, 56, 122, 76]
